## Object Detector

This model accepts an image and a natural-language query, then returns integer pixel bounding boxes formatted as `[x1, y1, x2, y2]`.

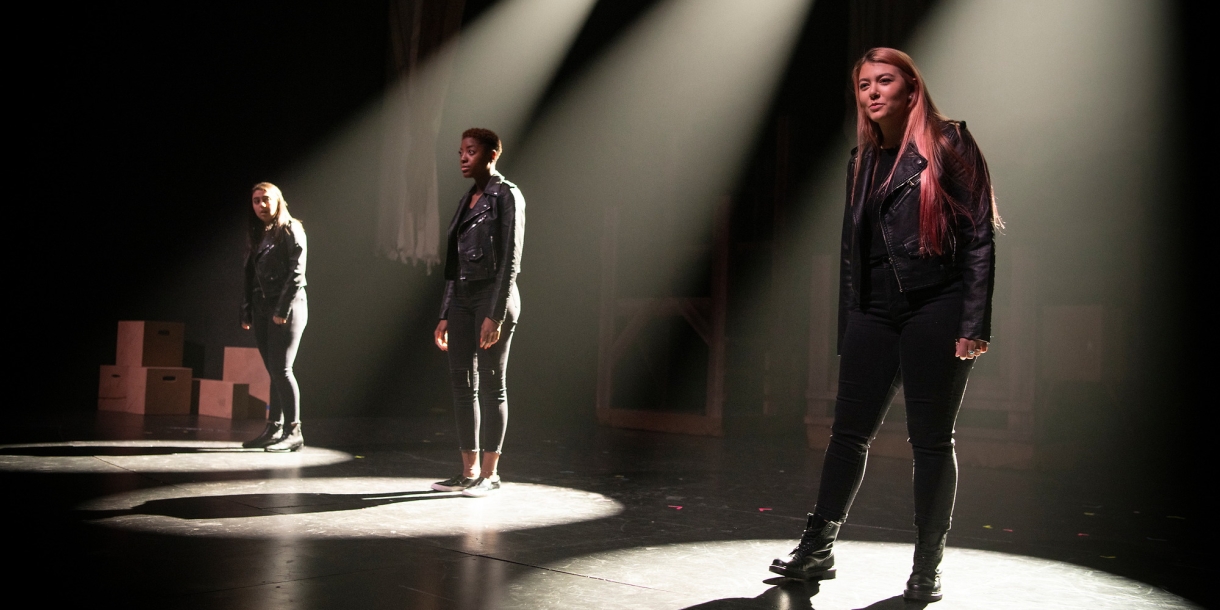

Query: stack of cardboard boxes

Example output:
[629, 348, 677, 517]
[98, 321, 269, 420]
[98, 321, 192, 414]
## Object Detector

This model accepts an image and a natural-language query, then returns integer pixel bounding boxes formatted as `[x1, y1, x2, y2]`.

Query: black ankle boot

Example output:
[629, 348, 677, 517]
[903, 527, 948, 602]
[769, 513, 842, 580]
[265, 423, 304, 452]
[242, 422, 284, 449]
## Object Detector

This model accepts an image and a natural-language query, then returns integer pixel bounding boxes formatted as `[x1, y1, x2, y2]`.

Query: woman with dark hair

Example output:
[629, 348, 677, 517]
[240, 182, 308, 452]
[431, 127, 525, 498]
[769, 48, 1000, 603]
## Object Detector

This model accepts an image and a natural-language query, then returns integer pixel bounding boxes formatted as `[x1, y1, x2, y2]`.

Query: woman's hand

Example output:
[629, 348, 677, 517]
[955, 338, 988, 360]
[434, 320, 449, 351]
[272, 316, 287, 325]
[480, 318, 501, 349]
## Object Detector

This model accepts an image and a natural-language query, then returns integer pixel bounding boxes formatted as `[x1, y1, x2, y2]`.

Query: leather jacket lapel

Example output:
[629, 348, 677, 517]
[461, 194, 493, 229]
[880, 146, 927, 208]
[255, 231, 275, 259]
[457, 172, 505, 232]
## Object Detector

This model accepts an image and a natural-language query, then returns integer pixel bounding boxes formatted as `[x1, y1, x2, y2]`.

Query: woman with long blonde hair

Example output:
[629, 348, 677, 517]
[240, 182, 309, 452]
[770, 48, 999, 603]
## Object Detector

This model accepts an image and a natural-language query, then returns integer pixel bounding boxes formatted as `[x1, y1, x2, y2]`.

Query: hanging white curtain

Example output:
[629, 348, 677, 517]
[376, 0, 465, 270]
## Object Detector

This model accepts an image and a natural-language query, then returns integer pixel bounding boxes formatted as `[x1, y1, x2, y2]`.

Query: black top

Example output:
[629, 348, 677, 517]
[862, 146, 900, 267]
[459, 194, 480, 226]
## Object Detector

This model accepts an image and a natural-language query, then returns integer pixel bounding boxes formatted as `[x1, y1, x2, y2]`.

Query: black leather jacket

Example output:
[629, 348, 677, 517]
[242, 219, 307, 324]
[440, 172, 525, 323]
[838, 120, 995, 351]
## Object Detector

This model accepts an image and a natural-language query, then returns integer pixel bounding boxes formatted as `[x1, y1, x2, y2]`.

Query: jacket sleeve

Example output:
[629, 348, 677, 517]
[487, 187, 525, 324]
[274, 221, 308, 319]
[949, 123, 996, 341]
[439, 280, 454, 320]
[837, 155, 859, 355]
[241, 253, 254, 326]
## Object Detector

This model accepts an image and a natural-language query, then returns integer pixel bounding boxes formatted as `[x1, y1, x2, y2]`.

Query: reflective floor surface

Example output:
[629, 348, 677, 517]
[1, 412, 1207, 609]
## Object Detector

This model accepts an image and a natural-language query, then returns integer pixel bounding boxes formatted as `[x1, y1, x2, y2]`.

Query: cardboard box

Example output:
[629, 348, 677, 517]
[98, 365, 129, 398]
[98, 366, 192, 415]
[197, 379, 265, 420]
[223, 347, 270, 404]
[117, 321, 185, 368]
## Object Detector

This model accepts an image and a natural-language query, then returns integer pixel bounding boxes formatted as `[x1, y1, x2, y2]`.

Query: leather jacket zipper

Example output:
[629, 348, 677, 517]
[879, 173, 920, 292]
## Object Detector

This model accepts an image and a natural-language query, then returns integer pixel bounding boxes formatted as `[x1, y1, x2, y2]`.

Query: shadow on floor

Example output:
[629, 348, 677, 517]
[682, 579, 821, 609]
[682, 580, 924, 610]
[0, 446, 253, 457]
[75, 490, 462, 520]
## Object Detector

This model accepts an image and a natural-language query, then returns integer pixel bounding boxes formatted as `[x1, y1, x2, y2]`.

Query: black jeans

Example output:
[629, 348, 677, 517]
[814, 265, 972, 530]
[252, 291, 308, 425]
[446, 279, 518, 453]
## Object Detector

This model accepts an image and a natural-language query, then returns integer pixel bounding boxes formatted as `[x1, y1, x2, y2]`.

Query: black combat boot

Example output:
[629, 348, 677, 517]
[242, 422, 284, 449]
[769, 513, 842, 580]
[903, 527, 948, 602]
[265, 423, 304, 452]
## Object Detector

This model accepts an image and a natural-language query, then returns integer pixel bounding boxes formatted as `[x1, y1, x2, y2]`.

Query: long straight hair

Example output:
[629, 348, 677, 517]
[247, 182, 295, 251]
[852, 48, 996, 255]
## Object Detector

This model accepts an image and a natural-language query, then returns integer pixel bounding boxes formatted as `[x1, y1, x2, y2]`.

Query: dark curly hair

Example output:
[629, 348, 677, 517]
[461, 127, 502, 157]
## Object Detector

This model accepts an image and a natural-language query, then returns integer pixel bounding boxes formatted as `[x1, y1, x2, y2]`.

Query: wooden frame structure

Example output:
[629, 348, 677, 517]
[595, 200, 729, 437]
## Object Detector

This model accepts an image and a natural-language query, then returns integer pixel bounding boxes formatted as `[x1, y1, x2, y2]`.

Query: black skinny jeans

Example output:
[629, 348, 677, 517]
[814, 265, 972, 531]
[446, 279, 518, 453]
[252, 291, 307, 425]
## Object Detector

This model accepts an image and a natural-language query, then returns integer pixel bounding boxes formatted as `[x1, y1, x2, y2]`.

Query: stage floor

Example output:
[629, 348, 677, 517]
[1, 412, 1205, 609]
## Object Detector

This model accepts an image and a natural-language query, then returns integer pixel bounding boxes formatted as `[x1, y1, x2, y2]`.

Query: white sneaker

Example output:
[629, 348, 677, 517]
[461, 475, 501, 497]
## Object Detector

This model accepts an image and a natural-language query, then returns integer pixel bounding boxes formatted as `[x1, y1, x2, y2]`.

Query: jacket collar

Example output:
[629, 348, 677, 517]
[856, 144, 927, 209]
[448, 171, 506, 236]
[886, 145, 927, 199]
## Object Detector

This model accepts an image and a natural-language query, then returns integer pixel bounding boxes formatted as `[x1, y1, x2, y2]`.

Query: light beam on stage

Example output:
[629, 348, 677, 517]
[904, 0, 1176, 305]
[510, 0, 814, 253]
[499, 0, 814, 408]
[797, 0, 1177, 277]
[265, 0, 595, 412]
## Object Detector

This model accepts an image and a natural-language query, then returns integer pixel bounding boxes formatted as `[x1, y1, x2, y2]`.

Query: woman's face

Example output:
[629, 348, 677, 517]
[857, 61, 912, 129]
[459, 137, 494, 179]
[252, 189, 277, 224]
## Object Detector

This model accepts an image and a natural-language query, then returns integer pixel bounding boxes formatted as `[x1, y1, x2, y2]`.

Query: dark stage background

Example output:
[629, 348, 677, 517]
[13, 0, 1212, 551]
